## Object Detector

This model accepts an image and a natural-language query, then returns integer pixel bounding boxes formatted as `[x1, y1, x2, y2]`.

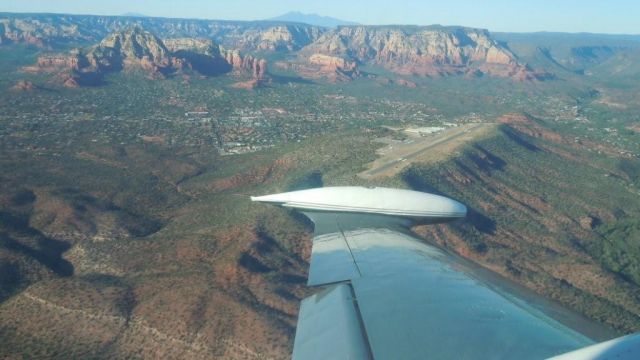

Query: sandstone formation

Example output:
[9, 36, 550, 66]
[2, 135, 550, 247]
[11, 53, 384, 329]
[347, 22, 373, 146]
[24, 26, 268, 86]
[0, 18, 85, 47]
[73, 25, 182, 80]
[3, 14, 551, 82]
[276, 53, 359, 82]
[0, 15, 325, 51]
[10, 80, 37, 91]
[36, 53, 82, 69]
[250, 25, 323, 51]
[298, 26, 548, 81]
[63, 76, 80, 88]
[163, 38, 221, 56]
[394, 78, 418, 88]
[308, 53, 357, 72]
[222, 49, 267, 79]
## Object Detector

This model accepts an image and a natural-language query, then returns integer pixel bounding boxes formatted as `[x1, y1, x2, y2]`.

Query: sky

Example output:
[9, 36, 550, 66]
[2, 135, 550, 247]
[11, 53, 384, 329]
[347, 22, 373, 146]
[2, 0, 639, 34]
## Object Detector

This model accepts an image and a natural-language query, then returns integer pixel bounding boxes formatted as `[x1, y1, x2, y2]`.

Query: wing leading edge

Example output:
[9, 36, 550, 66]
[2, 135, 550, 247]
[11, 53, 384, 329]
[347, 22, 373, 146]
[253, 187, 636, 359]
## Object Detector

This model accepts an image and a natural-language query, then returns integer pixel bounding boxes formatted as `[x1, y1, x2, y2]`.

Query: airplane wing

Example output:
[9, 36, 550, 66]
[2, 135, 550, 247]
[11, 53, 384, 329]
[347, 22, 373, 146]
[252, 186, 640, 360]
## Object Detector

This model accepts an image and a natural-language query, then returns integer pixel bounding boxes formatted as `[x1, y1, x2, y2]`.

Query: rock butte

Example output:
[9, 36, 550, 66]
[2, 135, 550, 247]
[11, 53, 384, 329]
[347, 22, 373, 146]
[24, 26, 268, 86]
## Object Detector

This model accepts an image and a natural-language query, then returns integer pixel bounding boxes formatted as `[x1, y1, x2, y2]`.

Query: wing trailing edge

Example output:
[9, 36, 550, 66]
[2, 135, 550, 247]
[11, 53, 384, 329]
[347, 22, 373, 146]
[293, 283, 372, 360]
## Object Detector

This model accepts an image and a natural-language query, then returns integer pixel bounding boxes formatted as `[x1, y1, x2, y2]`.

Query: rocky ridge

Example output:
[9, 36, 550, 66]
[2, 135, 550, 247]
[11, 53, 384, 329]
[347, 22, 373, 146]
[0, 14, 325, 51]
[24, 26, 268, 86]
[298, 26, 548, 81]
[10, 80, 37, 91]
[236, 25, 324, 51]
[2, 14, 554, 83]
[276, 53, 359, 82]
[0, 17, 91, 47]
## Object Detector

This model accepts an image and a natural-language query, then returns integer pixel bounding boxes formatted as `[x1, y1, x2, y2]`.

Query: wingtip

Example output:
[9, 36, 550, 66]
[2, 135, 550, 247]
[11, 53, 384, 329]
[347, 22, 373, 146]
[251, 194, 279, 203]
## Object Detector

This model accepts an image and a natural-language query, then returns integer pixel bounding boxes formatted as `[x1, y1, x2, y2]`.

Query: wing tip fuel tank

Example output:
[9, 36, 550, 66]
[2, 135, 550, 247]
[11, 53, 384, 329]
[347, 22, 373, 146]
[251, 186, 467, 221]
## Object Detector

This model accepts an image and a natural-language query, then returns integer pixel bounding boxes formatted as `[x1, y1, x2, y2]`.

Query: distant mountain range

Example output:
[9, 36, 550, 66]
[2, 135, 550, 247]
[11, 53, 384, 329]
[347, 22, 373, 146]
[2, 13, 546, 83]
[3, 12, 640, 85]
[267, 11, 359, 27]
[120, 12, 147, 18]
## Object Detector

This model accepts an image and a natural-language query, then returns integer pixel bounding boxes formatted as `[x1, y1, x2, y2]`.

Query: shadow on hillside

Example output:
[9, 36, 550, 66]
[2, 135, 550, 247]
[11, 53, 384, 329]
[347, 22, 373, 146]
[469, 145, 507, 172]
[402, 172, 497, 235]
[238, 253, 272, 273]
[9, 189, 36, 206]
[254, 227, 283, 256]
[52, 187, 164, 238]
[269, 73, 315, 85]
[0, 212, 74, 277]
[74, 71, 108, 87]
[253, 226, 308, 281]
[0, 262, 21, 302]
[500, 126, 540, 152]
[172, 51, 233, 76]
[287, 170, 323, 191]
[466, 208, 497, 235]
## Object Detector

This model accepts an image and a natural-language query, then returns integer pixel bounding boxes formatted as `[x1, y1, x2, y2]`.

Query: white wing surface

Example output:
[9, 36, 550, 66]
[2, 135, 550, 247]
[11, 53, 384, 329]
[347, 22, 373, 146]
[253, 187, 637, 360]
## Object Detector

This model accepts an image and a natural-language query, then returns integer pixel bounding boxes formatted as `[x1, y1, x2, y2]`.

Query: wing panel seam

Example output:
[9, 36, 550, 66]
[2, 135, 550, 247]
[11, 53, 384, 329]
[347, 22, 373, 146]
[347, 282, 375, 360]
[338, 217, 363, 277]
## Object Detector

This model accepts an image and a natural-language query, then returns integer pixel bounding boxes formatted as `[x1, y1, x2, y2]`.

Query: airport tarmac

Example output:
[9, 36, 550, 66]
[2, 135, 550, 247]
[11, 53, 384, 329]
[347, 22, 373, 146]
[358, 123, 495, 179]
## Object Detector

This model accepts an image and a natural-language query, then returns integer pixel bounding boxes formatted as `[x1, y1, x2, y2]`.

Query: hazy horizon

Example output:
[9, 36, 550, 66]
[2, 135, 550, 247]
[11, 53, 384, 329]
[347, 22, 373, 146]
[1, 0, 639, 35]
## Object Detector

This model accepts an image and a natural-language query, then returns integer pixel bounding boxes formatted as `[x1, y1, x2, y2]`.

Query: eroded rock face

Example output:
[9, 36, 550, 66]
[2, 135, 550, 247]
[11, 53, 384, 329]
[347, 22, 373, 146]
[63, 76, 80, 88]
[24, 26, 269, 86]
[0, 18, 80, 47]
[89, 26, 172, 73]
[223, 49, 267, 79]
[0, 15, 326, 53]
[229, 24, 324, 52]
[308, 53, 357, 72]
[299, 26, 547, 80]
[275, 53, 359, 82]
[36, 53, 83, 71]
[11, 80, 37, 91]
[6, 15, 549, 83]
[164, 38, 221, 56]
[254, 25, 323, 51]
[29, 27, 174, 79]
[394, 78, 417, 88]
